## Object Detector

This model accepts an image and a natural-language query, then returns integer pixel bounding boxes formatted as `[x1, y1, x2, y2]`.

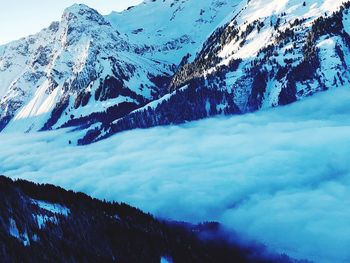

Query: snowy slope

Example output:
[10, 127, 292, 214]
[80, 0, 350, 143]
[0, 1, 239, 136]
[0, 4, 172, 133]
[171, 0, 350, 111]
[106, 0, 241, 64]
[2, 0, 350, 143]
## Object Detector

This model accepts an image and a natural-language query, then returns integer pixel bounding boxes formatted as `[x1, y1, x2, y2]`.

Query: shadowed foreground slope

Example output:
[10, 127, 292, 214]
[0, 176, 294, 263]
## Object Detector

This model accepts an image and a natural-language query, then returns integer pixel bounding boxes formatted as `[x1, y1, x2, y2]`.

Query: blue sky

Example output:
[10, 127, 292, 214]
[0, 0, 143, 45]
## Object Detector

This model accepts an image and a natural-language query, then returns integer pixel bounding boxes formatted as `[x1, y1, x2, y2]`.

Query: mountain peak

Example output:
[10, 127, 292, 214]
[59, 3, 114, 47]
[62, 4, 110, 26]
[63, 3, 94, 15]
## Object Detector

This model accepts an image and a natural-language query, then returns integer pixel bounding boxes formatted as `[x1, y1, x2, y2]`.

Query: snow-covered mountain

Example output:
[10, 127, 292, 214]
[170, 0, 350, 109]
[0, 0, 237, 137]
[0, 3, 174, 133]
[82, 0, 350, 144]
[1, 0, 350, 144]
[2, 1, 350, 262]
[106, 0, 240, 64]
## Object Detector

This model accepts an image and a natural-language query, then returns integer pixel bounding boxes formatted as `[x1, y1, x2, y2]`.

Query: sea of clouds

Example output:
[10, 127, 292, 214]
[1, 88, 350, 262]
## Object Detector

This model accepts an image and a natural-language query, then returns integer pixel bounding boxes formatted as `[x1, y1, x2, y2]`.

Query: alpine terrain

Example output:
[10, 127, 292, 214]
[1, 0, 350, 262]
[1, 0, 350, 144]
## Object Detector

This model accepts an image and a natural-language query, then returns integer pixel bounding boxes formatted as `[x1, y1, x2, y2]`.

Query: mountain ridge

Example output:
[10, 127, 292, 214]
[80, 0, 350, 144]
[1, 0, 350, 144]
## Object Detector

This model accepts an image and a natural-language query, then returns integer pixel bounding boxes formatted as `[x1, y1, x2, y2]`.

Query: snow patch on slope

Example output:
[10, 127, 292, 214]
[160, 256, 173, 263]
[31, 199, 70, 216]
[106, 0, 241, 63]
[35, 214, 58, 229]
[31, 199, 70, 229]
[9, 218, 30, 246]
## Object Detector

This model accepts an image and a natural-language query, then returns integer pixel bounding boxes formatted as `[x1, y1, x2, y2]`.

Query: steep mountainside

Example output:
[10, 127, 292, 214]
[0, 176, 292, 263]
[81, 0, 350, 144]
[2, 0, 350, 144]
[0, 4, 172, 133]
[0, 0, 236, 136]
[170, 0, 350, 110]
[106, 0, 240, 64]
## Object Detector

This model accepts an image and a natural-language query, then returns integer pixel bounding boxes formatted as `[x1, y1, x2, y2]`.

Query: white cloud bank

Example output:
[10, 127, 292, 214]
[1, 88, 350, 262]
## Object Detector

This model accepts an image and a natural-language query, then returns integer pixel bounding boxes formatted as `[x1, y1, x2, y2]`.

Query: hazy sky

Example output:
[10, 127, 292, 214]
[0, 0, 143, 45]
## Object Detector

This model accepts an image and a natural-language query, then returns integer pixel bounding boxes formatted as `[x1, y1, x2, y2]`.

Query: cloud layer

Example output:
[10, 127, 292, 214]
[1, 88, 350, 262]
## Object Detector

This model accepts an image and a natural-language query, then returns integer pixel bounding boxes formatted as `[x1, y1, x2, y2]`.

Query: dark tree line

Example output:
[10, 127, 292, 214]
[0, 176, 293, 263]
[79, 77, 241, 144]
